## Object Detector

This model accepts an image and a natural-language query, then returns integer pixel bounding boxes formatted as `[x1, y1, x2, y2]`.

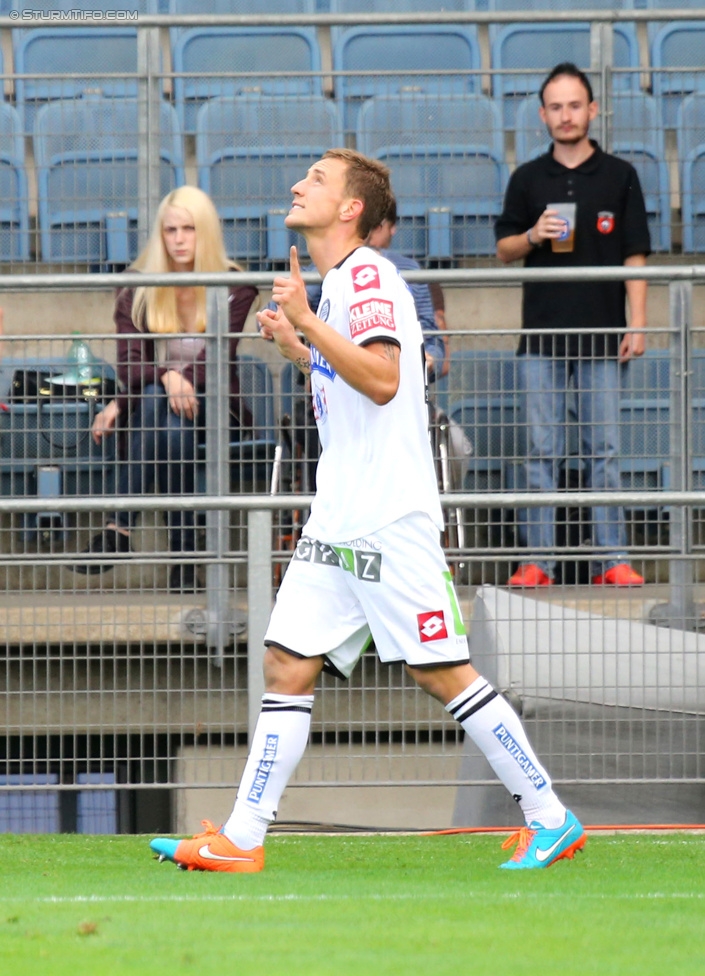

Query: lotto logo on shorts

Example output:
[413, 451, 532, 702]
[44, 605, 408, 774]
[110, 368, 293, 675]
[417, 610, 448, 643]
[351, 264, 381, 292]
[349, 299, 396, 338]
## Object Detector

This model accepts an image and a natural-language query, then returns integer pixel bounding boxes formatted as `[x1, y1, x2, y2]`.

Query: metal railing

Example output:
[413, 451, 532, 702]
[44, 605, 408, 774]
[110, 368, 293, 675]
[1, 264, 705, 833]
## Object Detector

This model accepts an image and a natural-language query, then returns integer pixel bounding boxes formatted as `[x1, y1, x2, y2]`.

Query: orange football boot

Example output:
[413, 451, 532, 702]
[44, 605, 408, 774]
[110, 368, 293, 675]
[151, 820, 264, 873]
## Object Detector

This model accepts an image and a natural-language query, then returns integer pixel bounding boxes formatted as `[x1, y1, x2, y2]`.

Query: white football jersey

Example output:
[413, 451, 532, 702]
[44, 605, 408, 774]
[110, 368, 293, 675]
[303, 246, 443, 542]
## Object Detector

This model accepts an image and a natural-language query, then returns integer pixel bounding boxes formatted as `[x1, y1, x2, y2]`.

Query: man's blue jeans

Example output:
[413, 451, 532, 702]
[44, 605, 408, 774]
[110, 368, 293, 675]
[518, 355, 628, 578]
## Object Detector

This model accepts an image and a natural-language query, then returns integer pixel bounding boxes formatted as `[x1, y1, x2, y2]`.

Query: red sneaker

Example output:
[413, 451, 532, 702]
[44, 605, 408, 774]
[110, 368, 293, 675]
[592, 564, 644, 587]
[507, 564, 553, 587]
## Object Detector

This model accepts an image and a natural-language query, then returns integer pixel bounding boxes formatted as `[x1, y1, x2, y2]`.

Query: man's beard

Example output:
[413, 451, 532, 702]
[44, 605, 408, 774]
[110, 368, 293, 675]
[548, 122, 590, 145]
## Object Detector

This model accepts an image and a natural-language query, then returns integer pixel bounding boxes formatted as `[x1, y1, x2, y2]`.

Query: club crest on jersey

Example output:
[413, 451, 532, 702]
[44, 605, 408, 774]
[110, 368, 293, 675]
[351, 264, 381, 292]
[310, 345, 336, 381]
[597, 211, 615, 234]
[349, 299, 396, 338]
[417, 610, 448, 643]
[318, 298, 330, 322]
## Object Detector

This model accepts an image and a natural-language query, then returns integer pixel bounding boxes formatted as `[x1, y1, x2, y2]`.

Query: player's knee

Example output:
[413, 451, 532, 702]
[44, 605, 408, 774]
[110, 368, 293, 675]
[406, 661, 479, 704]
[263, 644, 321, 696]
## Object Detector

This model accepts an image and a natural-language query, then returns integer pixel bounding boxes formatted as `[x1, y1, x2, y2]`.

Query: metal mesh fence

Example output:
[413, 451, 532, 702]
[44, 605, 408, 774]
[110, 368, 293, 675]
[1, 7, 705, 832]
[1, 276, 705, 832]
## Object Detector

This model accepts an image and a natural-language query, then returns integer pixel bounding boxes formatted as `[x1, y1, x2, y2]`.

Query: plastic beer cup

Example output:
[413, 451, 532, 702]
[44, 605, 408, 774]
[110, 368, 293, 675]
[548, 202, 576, 253]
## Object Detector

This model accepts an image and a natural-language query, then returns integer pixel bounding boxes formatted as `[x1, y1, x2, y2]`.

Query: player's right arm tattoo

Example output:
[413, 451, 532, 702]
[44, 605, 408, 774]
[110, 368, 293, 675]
[293, 355, 311, 375]
[380, 340, 400, 362]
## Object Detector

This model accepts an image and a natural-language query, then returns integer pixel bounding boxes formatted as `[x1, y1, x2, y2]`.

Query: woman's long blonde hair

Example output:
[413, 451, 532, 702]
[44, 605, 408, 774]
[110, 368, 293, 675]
[131, 185, 239, 334]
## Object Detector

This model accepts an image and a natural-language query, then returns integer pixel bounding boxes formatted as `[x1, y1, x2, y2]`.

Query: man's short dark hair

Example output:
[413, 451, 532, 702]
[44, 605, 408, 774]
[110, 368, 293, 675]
[539, 62, 594, 105]
[385, 195, 398, 228]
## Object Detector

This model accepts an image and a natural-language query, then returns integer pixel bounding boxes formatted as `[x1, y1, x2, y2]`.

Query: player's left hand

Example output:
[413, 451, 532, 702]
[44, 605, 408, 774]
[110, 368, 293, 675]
[256, 304, 300, 358]
[619, 328, 646, 363]
[271, 246, 311, 330]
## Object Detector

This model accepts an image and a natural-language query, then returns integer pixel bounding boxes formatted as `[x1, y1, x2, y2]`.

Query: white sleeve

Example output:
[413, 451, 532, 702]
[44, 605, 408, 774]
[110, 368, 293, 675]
[343, 258, 400, 348]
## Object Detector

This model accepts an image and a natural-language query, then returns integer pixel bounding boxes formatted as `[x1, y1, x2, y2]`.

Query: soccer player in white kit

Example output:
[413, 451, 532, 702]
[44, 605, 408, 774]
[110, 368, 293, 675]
[151, 149, 586, 872]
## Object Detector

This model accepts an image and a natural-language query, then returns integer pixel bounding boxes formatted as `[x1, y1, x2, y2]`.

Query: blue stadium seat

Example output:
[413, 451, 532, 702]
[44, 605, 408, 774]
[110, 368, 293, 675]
[331, 0, 474, 9]
[491, 21, 640, 128]
[0, 774, 60, 834]
[230, 355, 278, 487]
[76, 773, 118, 834]
[356, 93, 507, 260]
[489, 0, 634, 8]
[11, 1, 157, 133]
[651, 21, 705, 127]
[197, 355, 278, 489]
[612, 93, 671, 252]
[0, 353, 118, 504]
[172, 25, 322, 133]
[449, 395, 522, 491]
[618, 398, 670, 493]
[690, 348, 705, 399]
[34, 95, 185, 265]
[620, 350, 671, 400]
[514, 95, 550, 164]
[446, 351, 521, 491]
[328, 0, 481, 48]
[196, 94, 342, 267]
[678, 94, 705, 252]
[446, 348, 516, 401]
[0, 102, 30, 261]
[169, 0, 314, 10]
[333, 25, 482, 134]
[644, 0, 705, 46]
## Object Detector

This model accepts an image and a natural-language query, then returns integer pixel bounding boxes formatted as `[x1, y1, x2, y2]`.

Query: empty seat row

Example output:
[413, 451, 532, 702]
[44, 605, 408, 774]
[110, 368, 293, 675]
[3, 90, 704, 265]
[3, 10, 705, 133]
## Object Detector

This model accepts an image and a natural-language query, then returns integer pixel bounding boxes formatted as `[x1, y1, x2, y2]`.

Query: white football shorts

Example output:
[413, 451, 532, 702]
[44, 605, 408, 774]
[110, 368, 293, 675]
[265, 511, 470, 679]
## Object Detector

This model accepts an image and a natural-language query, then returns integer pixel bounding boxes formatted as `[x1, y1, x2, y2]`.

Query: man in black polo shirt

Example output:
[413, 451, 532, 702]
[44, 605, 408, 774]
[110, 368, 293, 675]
[495, 62, 650, 588]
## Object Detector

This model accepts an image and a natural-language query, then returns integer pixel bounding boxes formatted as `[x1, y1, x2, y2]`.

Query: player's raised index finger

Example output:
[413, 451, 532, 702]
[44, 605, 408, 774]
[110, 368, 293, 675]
[289, 245, 301, 278]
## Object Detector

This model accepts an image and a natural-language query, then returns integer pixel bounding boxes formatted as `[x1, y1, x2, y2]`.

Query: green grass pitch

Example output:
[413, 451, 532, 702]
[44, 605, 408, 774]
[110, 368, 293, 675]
[1, 832, 704, 976]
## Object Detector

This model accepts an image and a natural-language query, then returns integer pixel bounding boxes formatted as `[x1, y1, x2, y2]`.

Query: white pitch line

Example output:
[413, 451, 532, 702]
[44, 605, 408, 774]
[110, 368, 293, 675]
[0, 891, 703, 905]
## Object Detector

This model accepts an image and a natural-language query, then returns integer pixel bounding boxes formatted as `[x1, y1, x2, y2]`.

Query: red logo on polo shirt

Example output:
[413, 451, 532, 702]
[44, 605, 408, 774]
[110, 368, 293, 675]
[351, 264, 381, 292]
[597, 211, 615, 234]
[417, 610, 448, 643]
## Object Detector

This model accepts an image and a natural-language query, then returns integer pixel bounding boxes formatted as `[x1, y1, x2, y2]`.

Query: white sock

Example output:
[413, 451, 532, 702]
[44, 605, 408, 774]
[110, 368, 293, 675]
[223, 693, 314, 851]
[446, 677, 566, 828]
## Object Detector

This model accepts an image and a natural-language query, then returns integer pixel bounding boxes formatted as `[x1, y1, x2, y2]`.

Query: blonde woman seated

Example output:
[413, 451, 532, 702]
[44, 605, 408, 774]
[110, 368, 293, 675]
[74, 186, 258, 591]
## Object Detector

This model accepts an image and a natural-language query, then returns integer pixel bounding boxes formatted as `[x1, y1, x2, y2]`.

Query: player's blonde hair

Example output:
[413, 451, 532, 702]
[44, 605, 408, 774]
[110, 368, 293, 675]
[130, 185, 240, 335]
[322, 148, 394, 241]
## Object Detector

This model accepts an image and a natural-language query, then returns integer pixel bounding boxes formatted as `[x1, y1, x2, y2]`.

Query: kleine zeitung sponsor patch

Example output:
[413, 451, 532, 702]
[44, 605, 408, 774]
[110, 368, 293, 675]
[349, 299, 395, 338]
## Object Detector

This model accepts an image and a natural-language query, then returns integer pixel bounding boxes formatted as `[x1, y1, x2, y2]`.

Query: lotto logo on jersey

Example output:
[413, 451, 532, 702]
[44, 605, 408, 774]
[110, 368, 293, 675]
[351, 264, 381, 292]
[417, 610, 448, 643]
[349, 299, 396, 338]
